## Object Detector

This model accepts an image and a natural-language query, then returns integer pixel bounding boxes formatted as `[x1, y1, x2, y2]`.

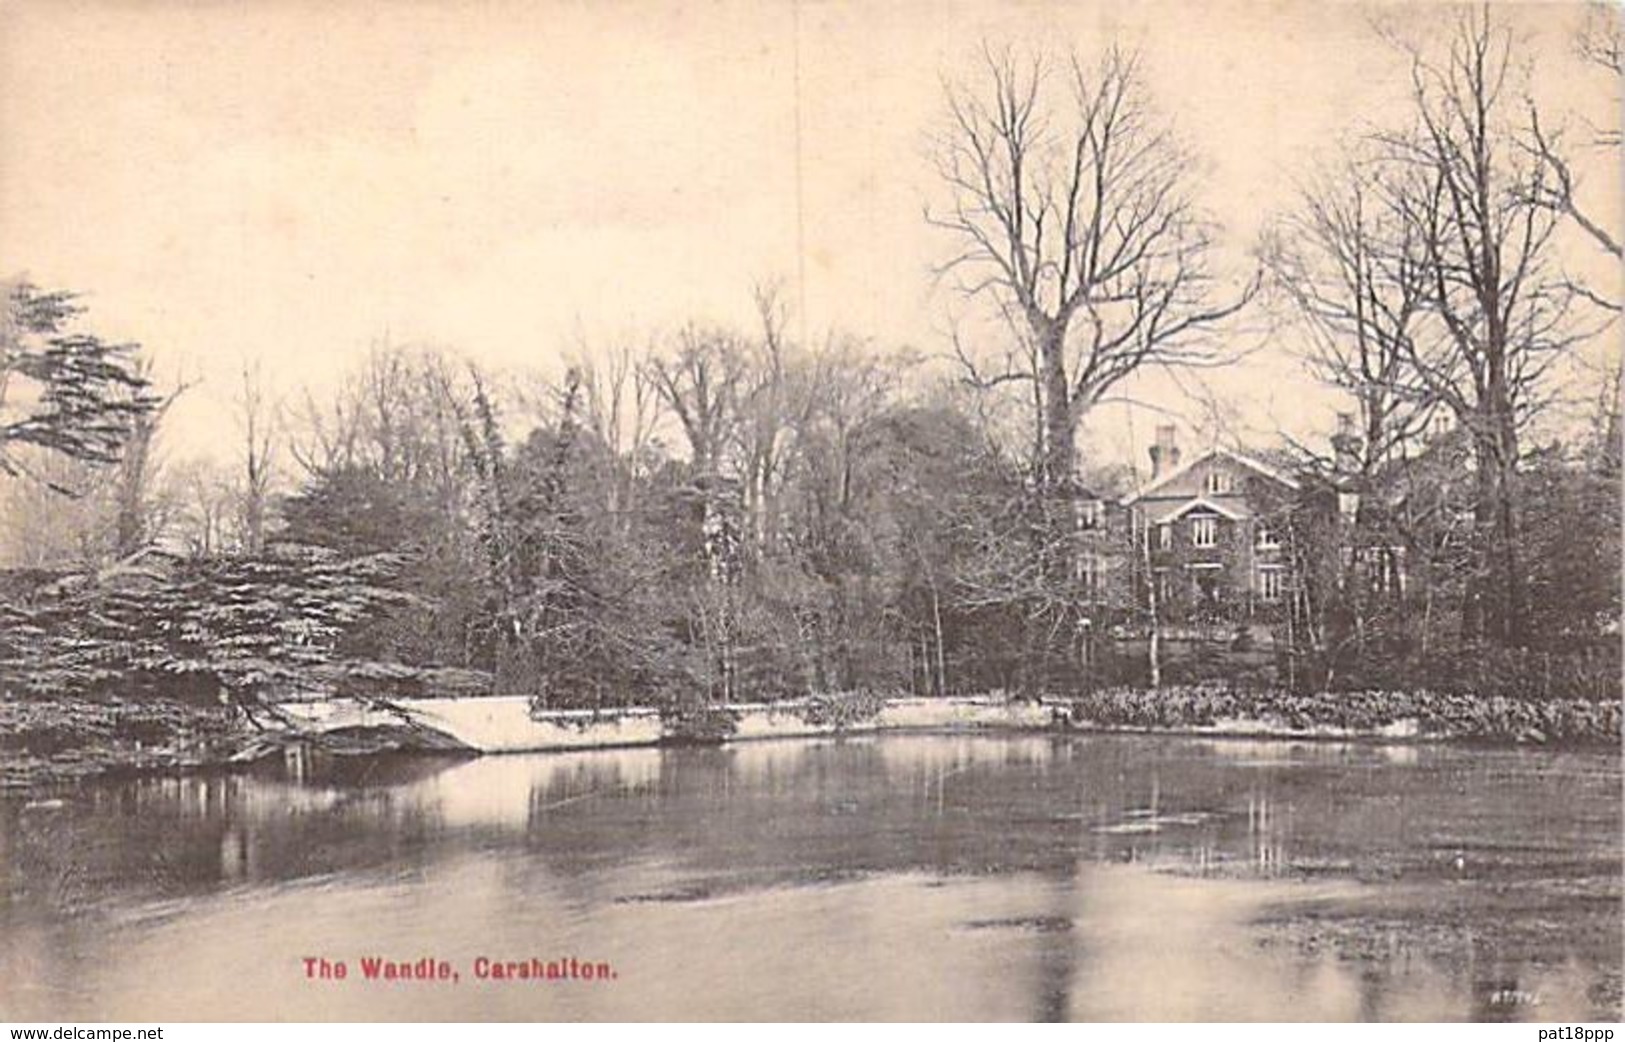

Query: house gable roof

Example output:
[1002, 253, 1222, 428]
[1155, 497, 1246, 522]
[1119, 447, 1299, 506]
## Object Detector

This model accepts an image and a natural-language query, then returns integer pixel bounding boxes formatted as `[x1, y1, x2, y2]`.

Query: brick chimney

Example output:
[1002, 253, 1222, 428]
[1331, 411, 1362, 473]
[1149, 424, 1181, 479]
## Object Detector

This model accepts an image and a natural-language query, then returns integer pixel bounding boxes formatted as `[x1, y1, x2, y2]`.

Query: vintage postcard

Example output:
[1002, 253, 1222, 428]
[0, 0, 1620, 1026]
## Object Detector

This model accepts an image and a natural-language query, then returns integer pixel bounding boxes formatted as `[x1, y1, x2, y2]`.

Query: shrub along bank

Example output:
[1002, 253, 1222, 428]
[1057, 686, 1621, 744]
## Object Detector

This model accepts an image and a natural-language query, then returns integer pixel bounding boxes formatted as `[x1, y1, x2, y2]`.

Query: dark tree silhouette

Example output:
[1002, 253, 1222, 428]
[1, 280, 159, 490]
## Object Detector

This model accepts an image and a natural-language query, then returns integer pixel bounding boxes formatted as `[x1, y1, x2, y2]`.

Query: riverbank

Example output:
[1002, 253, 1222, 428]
[2, 686, 1619, 794]
[0, 695, 241, 792]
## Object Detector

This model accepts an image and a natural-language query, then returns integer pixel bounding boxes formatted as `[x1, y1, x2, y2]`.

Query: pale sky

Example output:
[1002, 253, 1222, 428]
[1, 0, 1618, 473]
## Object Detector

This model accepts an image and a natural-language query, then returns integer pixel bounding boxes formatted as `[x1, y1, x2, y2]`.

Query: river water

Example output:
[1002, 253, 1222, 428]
[1, 734, 1619, 1022]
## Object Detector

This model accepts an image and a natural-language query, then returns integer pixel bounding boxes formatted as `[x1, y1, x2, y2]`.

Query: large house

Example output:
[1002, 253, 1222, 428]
[1118, 426, 1300, 625]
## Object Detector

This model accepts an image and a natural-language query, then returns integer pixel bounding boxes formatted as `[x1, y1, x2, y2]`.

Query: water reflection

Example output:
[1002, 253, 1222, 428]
[0, 734, 1618, 1021]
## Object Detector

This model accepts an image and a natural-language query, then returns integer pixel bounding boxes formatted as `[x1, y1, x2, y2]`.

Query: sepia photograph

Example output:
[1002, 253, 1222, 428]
[0, 0, 1620, 1026]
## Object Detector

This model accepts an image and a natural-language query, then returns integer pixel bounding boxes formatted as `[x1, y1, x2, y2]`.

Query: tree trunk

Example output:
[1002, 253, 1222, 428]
[1494, 451, 1524, 647]
[931, 584, 948, 698]
[1141, 513, 1162, 689]
[1038, 323, 1074, 491]
[1468, 406, 1524, 646]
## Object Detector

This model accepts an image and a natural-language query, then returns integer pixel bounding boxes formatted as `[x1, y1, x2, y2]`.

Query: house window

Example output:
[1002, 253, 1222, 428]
[1255, 523, 1280, 549]
[1080, 554, 1100, 599]
[1205, 470, 1231, 495]
[1258, 566, 1286, 603]
[1156, 523, 1172, 550]
[1192, 516, 1217, 548]
[1153, 568, 1172, 605]
[1370, 546, 1406, 595]
[1077, 499, 1101, 531]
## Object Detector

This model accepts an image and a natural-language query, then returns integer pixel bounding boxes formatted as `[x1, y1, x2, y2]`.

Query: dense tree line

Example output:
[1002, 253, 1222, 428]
[0, 9, 1618, 714]
[1258, 7, 1622, 695]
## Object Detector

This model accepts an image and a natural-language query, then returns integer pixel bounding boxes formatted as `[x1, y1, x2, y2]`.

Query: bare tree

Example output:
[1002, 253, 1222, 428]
[557, 338, 660, 530]
[1377, 8, 1588, 644]
[927, 42, 1255, 491]
[1576, 1, 1624, 77]
[737, 281, 816, 551]
[1525, 4, 1622, 310]
[234, 360, 277, 553]
[167, 457, 237, 558]
[645, 325, 747, 482]
[802, 334, 905, 516]
[0, 452, 104, 567]
[1262, 153, 1435, 477]
[287, 343, 475, 517]
[110, 363, 189, 557]
[645, 325, 750, 701]
[1528, 107, 1622, 289]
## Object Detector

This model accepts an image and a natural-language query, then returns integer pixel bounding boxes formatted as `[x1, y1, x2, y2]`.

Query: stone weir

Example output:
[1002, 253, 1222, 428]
[271, 696, 1055, 755]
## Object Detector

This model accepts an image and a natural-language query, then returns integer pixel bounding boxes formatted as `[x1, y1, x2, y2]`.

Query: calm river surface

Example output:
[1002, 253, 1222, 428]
[1, 734, 1619, 1022]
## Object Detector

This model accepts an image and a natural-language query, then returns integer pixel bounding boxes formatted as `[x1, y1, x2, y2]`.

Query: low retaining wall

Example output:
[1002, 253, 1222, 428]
[275, 693, 1499, 758]
[278, 696, 1054, 754]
